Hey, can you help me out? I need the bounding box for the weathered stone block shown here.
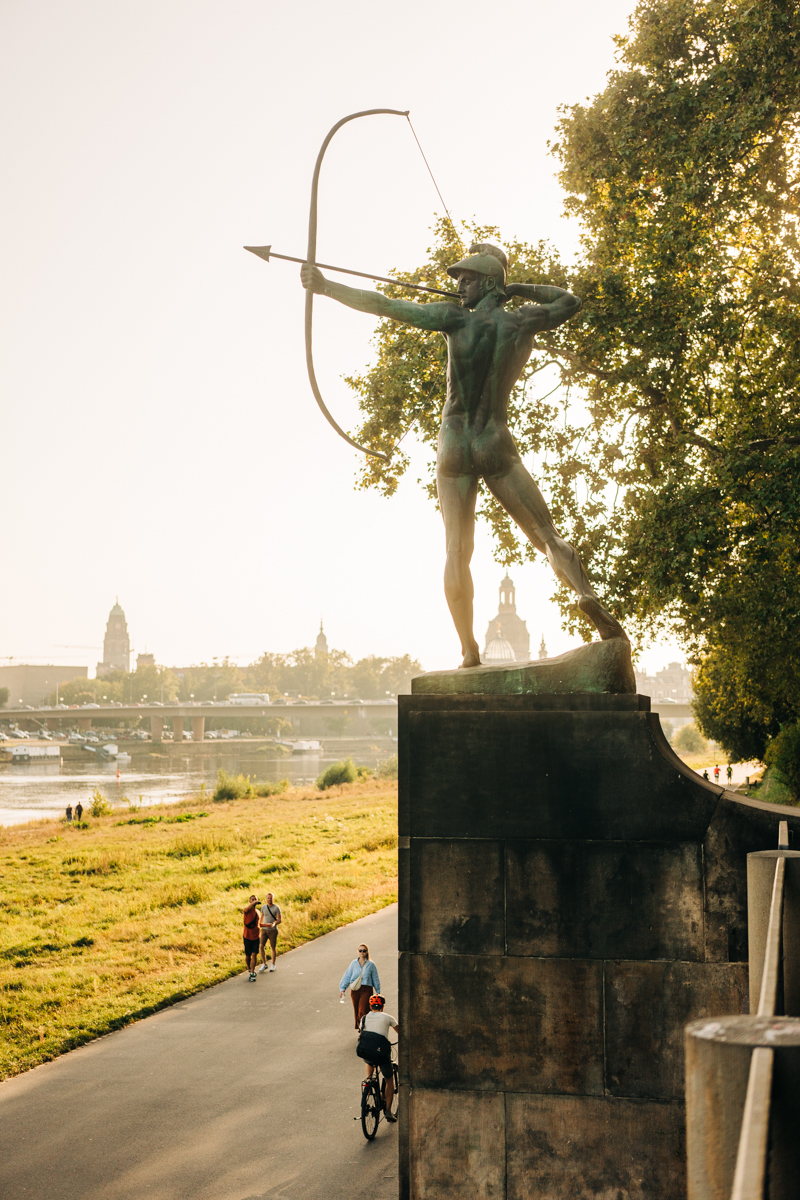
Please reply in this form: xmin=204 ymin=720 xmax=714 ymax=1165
xmin=506 ymin=1093 xmax=686 ymax=1200
xmin=605 ymin=961 xmax=749 ymax=1099
xmin=400 ymin=704 xmax=719 ymax=842
xmin=408 ymin=1088 xmax=505 ymax=1200
xmin=405 ymin=952 xmax=603 ymax=1094
xmin=505 ymin=839 xmax=703 ymax=960
xmin=403 ymin=839 xmax=504 ymax=955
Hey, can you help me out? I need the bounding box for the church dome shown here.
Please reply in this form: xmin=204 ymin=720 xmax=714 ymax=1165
xmin=110 ymin=603 xmax=124 ymax=617
xmin=484 ymin=635 xmax=515 ymax=664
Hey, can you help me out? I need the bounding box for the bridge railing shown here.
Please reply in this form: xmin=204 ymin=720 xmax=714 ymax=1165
xmin=686 ymin=819 xmax=800 ymax=1200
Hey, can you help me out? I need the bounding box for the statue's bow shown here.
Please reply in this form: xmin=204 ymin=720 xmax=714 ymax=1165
xmin=305 ymin=109 xmax=411 ymax=465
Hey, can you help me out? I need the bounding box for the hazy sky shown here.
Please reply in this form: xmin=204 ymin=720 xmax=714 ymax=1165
xmin=2 ymin=0 xmax=678 ymax=676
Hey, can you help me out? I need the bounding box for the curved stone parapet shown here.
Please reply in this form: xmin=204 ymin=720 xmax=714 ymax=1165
xmin=397 ymin=688 xmax=800 ymax=1200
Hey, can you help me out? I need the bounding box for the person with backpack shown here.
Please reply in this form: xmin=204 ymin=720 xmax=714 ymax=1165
xmin=257 ymin=892 xmax=281 ymax=973
xmin=339 ymin=942 xmax=380 ymax=1031
xmin=356 ymin=994 xmax=399 ymax=1122
xmin=242 ymin=895 xmax=260 ymax=982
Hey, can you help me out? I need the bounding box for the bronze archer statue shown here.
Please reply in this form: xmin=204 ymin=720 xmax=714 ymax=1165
xmin=301 ymin=243 xmax=626 ymax=667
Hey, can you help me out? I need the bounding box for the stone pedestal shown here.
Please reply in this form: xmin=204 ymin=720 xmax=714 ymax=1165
xmin=398 ymin=683 xmax=800 ymax=1200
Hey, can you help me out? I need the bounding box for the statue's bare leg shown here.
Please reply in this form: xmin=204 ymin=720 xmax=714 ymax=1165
xmin=484 ymin=461 xmax=627 ymax=642
xmin=437 ymin=471 xmax=482 ymax=667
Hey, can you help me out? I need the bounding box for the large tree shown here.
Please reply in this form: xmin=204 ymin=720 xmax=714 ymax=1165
xmin=347 ymin=0 xmax=800 ymax=759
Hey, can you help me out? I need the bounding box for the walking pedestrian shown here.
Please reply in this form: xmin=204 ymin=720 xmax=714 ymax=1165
xmin=340 ymin=942 xmax=380 ymax=1031
xmin=713 ymin=764 xmax=720 ymax=784
xmin=75 ymin=802 xmax=83 ymax=822
xmin=65 ymin=805 xmax=73 ymax=823
xmin=257 ymin=891 xmax=281 ymax=973
xmin=242 ymin=895 xmax=260 ymax=982
xmin=727 ymin=764 xmax=733 ymax=784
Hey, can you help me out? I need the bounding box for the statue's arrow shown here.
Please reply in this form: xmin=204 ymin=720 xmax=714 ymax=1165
xmin=244 ymin=245 xmax=458 ymax=298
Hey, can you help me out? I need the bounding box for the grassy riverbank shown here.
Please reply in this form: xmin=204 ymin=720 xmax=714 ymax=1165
xmin=0 ymin=780 xmax=398 ymax=1080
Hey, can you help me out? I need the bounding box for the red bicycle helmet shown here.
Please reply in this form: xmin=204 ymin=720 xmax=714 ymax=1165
xmin=368 ymin=994 xmax=385 ymax=1010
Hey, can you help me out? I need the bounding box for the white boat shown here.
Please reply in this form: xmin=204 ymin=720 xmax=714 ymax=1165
xmin=82 ymin=742 xmax=119 ymax=761
xmin=278 ymin=739 xmax=322 ymax=754
xmin=7 ymin=744 xmax=61 ymax=763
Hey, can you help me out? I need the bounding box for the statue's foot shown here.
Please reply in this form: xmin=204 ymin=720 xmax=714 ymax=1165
xmin=578 ymin=595 xmax=629 ymax=642
xmin=460 ymin=647 xmax=482 ymax=669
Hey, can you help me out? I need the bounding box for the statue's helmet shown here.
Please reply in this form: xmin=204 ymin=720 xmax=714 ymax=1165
xmin=446 ymin=243 xmax=508 ymax=297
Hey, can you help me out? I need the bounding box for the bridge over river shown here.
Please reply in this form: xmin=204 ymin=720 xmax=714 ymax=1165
xmin=0 ymin=699 xmax=399 ymax=742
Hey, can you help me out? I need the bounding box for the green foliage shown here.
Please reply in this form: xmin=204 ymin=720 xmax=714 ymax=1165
xmin=672 ymin=724 xmax=708 ymax=756
xmin=174 ymin=659 xmax=243 ymax=703
xmin=245 ymin=648 xmax=422 ymax=700
xmin=376 ymin=754 xmax=399 ymax=779
xmin=765 ymin=724 xmax=800 ymax=802
xmin=212 ymin=770 xmax=288 ymax=802
xmin=660 ymin=719 xmax=674 ymax=744
xmin=316 ymin=758 xmax=358 ymax=790
xmin=51 ymin=665 xmax=179 ymax=706
xmin=0 ymin=687 xmax=8 ymax=709
xmin=89 ymin=790 xmax=112 ymax=818
xmin=692 ymin=639 xmax=797 ymax=762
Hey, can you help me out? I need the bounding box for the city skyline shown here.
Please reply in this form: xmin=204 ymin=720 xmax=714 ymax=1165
xmin=0 ymin=576 xmax=687 ymax=681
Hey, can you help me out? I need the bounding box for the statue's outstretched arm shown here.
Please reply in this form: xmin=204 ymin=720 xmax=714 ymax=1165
xmin=301 ymin=264 xmax=462 ymax=333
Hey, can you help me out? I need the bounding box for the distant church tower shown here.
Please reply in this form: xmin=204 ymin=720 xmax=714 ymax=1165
xmin=483 ymin=575 xmax=531 ymax=662
xmin=539 ymin=636 xmax=548 ymax=661
xmin=97 ymin=600 xmax=131 ymax=676
xmin=315 ymin=620 xmax=328 ymax=659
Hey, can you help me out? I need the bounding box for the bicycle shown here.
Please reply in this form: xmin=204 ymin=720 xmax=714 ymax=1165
xmin=359 ymin=1042 xmax=399 ymax=1140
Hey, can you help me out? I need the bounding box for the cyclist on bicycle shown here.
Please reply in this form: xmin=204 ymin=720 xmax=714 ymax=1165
xmin=357 ymin=994 xmax=399 ymax=1121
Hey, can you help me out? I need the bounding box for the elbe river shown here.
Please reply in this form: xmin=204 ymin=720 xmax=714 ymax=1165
xmin=0 ymin=740 xmax=396 ymax=826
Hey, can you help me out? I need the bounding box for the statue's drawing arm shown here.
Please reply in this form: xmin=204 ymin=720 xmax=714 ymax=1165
xmin=301 ymin=264 xmax=463 ymax=333
xmin=505 ymin=283 xmax=581 ymax=333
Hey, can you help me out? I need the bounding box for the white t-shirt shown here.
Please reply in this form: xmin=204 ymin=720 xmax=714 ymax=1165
xmin=362 ymin=1012 xmax=398 ymax=1038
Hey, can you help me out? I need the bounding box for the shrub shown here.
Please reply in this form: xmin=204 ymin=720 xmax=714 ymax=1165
xmin=213 ymin=770 xmax=288 ymax=801
xmin=660 ymin=720 xmax=674 ymax=744
xmin=89 ymin=790 xmax=113 ymax=818
xmin=765 ymin=724 xmax=800 ymax=802
xmin=213 ymin=770 xmax=249 ymax=800
xmin=316 ymin=758 xmax=358 ymax=790
xmin=376 ymin=754 xmax=398 ymax=779
xmin=252 ymin=778 xmax=289 ymax=797
xmin=672 ymin=724 xmax=708 ymax=755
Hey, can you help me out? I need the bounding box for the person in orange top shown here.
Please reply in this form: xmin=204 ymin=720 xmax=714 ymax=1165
xmin=242 ymin=895 xmax=260 ymax=982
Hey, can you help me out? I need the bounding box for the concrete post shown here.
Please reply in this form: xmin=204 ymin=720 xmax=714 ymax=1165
xmin=685 ymin=1015 xmax=800 ymax=1200
xmin=747 ymin=851 xmax=800 ymax=1016
xmin=192 ymin=715 xmax=205 ymax=742
xmin=150 ymin=715 xmax=162 ymax=743
xmin=173 ymin=716 xmax=183 ymax=744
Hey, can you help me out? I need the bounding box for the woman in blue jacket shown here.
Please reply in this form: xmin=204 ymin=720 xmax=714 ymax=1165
xmin=339 ymin=942 xmax=381 ymax=1030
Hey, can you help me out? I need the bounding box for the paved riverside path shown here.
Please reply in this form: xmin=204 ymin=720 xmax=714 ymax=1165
xmin=0 ymin=905 xmax=398 ymax=1200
